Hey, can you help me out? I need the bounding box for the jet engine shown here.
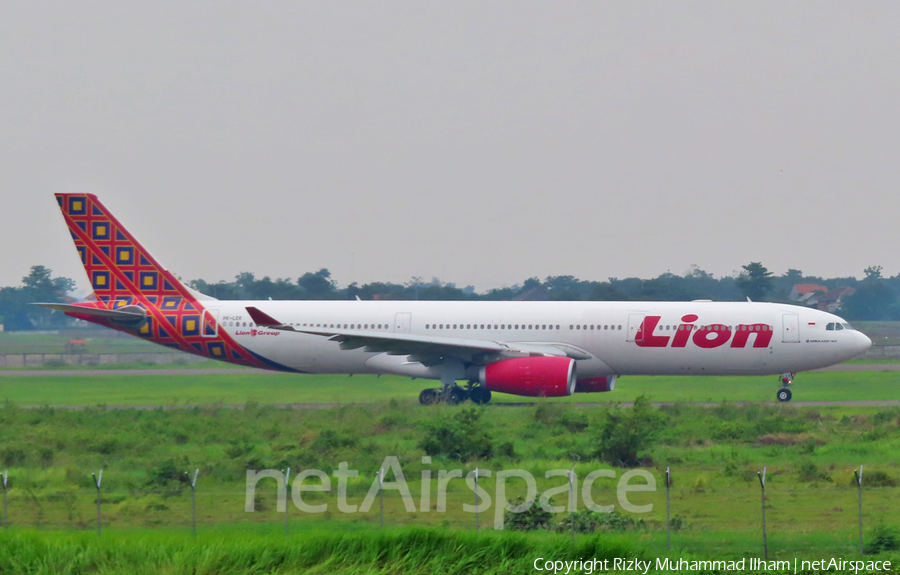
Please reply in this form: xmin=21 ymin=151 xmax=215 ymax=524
xmin=574 ymin=376 xmax=617 ymax=393
xmin=478 ymin=356 xmax=576 ymax=397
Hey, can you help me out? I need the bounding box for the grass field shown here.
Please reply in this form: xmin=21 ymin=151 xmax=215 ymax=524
xmin=0 ymin=370 xmax=897 ymax=406
xmin=1 ymin=339 xmax=899 ymax=568
xmin=0 ymin=527 xmax=652 ymax=574
xmin=0 ymin=393 xmax=898 ymax=561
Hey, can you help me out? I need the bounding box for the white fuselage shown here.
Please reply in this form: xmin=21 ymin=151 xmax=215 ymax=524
xmin=206 ymin=300 xmax=871 ymax=379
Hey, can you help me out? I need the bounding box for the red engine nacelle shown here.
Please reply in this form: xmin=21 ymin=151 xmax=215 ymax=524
xmin=479 ymin=356 xmax=576 ymax=397
xmin=574 ymin=376 xmax=617 ymax=393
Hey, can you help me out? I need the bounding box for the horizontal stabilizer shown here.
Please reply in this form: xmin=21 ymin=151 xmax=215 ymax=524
xmin=33 ymin=303 xmax=147 ymax=323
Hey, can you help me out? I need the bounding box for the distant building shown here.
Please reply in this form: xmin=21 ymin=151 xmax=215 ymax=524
xmin=789 ymin=284 xmax=828 ymax=306
xmin=817 ymin=287 xmax=856 ymax=313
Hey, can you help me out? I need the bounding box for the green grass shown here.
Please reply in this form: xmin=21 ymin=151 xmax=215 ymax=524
xmin=0 ymin=375 xmax=898 ymax=561
xmin=0 ymin=371 xmax=898 ymax=406
xmin=0 ymin=527 xmax=650 ymax=574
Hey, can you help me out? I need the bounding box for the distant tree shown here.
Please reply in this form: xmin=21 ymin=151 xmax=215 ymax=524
xmin=405 ymin=276 xmax=423 ymax=300
xmin=0 ymin=266 xmax=75 ymax=330
xmin=590 ymin=282 xmax=631 ymax=301
xmin=297 ymin=269 xmax=336 ymax=299
xmin=842 ymin=282 xmax=899 ymax=321
xmin=783 ymin=269 xmax=804 ymax=283
xmin=864 ymin=265 xmax=883 ymax=281
xmin=736 ymin=262 xmax=774 ymax=301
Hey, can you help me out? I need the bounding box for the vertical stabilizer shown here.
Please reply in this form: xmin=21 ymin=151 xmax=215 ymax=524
xmin=51 ymin=194 xmax=282 ymax=369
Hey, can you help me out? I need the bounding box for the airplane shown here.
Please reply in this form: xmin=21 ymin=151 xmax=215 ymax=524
xmin=38 ymin=194 xmax=871 ymax=404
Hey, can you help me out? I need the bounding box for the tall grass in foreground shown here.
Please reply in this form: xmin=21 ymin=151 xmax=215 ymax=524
xmin=0 ymin=528 xmax=642 ymax=575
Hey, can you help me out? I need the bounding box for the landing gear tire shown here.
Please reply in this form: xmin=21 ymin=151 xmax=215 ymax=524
xmin=470 ymin=386 xmax=492 ymax=405
xmin=447 ymin=387 xmax=468 ymax=405
xmin=419 ymin=388 xmax=439 ymax=405
xmin=777 ymin=388 xmax=792 ymax=402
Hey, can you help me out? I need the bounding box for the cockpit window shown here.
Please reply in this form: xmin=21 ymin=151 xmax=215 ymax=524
xmin=842 ymin=323 xmax=854 ymax=331
xmin=835 ymin=323 xmax=844 ymax=331
xmin=826 ymin=323 xmax=835 ymax=331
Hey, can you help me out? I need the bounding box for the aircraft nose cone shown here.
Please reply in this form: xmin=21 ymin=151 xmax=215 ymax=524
xmin=856 ymin=332 xmax=873 ymax=354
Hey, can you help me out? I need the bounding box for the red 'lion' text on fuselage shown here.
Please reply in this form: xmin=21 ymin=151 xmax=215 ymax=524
xmin=635 ymin=315 xmax=773 ymax=349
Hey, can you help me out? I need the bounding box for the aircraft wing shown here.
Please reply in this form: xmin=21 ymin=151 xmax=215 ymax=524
xmin=245 ymin=306 xmax=590 ymax=364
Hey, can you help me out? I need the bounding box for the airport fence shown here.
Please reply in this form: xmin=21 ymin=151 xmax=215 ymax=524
xmin=0 ymin=464 xmax=893 ymax=558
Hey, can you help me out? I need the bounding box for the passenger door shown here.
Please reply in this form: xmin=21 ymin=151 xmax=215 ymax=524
xmin=782 ymin=314 xmax=800 ymax=343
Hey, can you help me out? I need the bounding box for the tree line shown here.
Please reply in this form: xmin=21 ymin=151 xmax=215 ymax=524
xmin=2 ymin=263 xmax=899 ymax=331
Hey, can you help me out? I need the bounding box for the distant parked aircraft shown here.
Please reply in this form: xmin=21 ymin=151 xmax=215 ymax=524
xmin=39 ymin=194 xmax=870 ymax=403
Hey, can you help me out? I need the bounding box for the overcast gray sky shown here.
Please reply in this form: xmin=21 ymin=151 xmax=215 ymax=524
xmin=3 ymin=2 xmax=899 ymax=294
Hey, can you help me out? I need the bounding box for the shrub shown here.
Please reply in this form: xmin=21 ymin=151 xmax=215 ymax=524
xmin=146 ymin=458 xmax=190 ymax=489
xmin=534 ymin=403 xmax=564 ymax=425
xmin=224 ymin=441 xmax=254 ymax=459
xmin=418 ymin=407 xmax=492 ymax=461
xmin=557 ymin=410 xmax=589 ymax=433
xmin=504 ymin=498 xmax=552 ymax=531
xmin=858 ymin=470 xmax=897 ymax=488
xmin=497 ymin=441 xmax=517 ymax=460
xmin=38 ymin=448 xmax=54 ymax=467
xmin=865 ymin=523 xmax=900 ymax=555
xmin=669 ymin=514 xmax=688 ymax=531
xmin=591 ymin=396 xmax=665 ymax=466
xmin=797 ymin=460 xmax=831 ymax=483
xmin=311 ymin=429 xmax=358 ymax=452
xmin=554 ymin=509 xmax=646 ymax=533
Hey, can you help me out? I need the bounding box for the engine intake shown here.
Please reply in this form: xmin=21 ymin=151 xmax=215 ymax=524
xmin=479 ymin=356 xmax=576 ymax=397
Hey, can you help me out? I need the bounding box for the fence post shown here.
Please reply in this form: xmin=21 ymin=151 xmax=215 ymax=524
xmin=186 ymin=469 xmax=199 ymax=535
xmin=666 ymin=467 xmax=671 ymax=551
xmin=474 ymin=467 xmax=479 ymax=531
xmin=569 ymin=467 xmax=575 ymax=544
xmin=379 ymin=467 xmax=384 ymax=528
xmin=855 ymin=465 xmax=864 ymax=556
xmin=92 ymin=469 xmax=103 ymax=536
xmin=758 ymin=467 xmax=767 ymax=560
xmin=2 ymin=469 xmax=7 ymax=535
xmin=282 ymin=468 xmax=290 ymax=535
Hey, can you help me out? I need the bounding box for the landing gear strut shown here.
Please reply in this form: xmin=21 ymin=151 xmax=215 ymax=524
xmin=417 ymin=382 xmax=492 ymax=405
xmin=776 ymin=373 xmax=794 ymax=402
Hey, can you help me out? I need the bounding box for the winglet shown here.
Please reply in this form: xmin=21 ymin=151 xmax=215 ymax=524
xmin=246 ymin=306 xmax=291 ymax=329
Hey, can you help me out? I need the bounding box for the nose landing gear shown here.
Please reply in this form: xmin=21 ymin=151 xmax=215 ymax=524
xmin=776 ymin=373 xmax=794 ymax=402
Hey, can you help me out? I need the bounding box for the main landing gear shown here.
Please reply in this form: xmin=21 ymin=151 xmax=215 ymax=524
xmin=418 ymin=382 xmax=492 ymax=405
xmin=776 ymin=373 xmax=794 ymax=402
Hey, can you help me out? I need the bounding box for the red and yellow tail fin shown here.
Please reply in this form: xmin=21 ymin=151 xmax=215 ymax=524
xmin=52 ymin=195 xmax=230 ymax=362
xmin=54 ymin=194 xmax=293 ymax=371
xmin=56 ymin=193 xmax=193 ymax=306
